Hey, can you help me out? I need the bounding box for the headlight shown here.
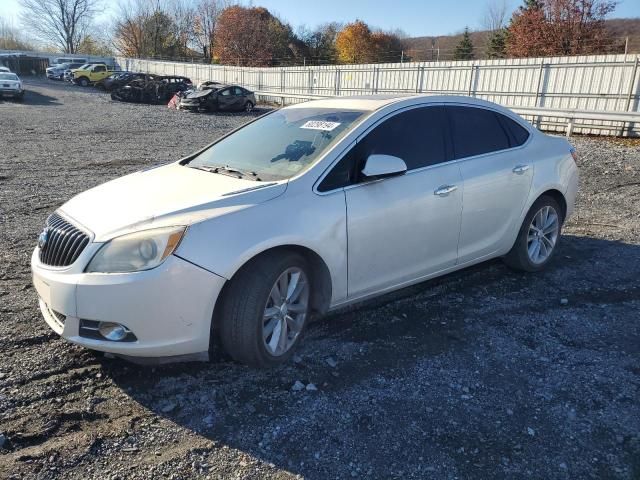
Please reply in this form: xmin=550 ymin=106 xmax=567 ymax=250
xmin=86 ymin=226 xmax=186 ymax=273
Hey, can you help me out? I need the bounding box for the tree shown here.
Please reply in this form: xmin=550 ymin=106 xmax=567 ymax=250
xmin=298 ymin=22 xmax=341 ymax=64
xmin=0 ymin=16 xmax=34 ymax=50
xmin=193 ymin=0 xmax=225 ymax=62
xmin=18 ymin=0 xmax=101 ymax=53
xmin=113 ymin=0 xmax=187 ymax=58
xmin=371 ymin=31 xmax=405 ymax=63
xmin=506 ymin=0 xmax=617 ymax=57
xmin=454 ymin=27 xmax=474 ymax=60
xmin=486 ymin=29 xmax=507 ymax=58
xmin=213 ymin=6 xmax=297 ymax=66
xmin=335 ymin=20 xmax=374 ymax=64
xmin=76 ymin=34 xmax=113 ymax=55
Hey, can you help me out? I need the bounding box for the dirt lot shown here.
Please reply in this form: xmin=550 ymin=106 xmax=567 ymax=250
xmin=0 ymin=79 xmax=639 ymax=479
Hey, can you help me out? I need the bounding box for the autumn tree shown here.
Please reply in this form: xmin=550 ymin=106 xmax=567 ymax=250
xmin=335 ymin=20 xmax=405 ymax=64
xmin=507 ymin=0 xmax=617 ymax=57
xmin=454 ymin=27 xmax=475 ymax=60
xmin=213 ymin=6 xmax=298 ymax=66
xmin=18 ymin=0 xmax=102 ymax=53
xmin=335 ymin=20 xmax=373 ymax=63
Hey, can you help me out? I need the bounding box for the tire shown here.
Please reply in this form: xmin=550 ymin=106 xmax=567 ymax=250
xmin=78 ymin=77 xmax=89 ymax=87
xmin=245 ymin=101 xmax=254 ymax=112
xmin=503 ymin=195 xmax=563 ymax=272
xmin=219 ymin=251 xmax=312 ymax=367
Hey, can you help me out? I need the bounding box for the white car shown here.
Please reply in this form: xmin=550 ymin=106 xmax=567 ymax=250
xmin=0 ymin=72 xmax=24 ymax=100
xmin=32 ymin=95 xmax=579 ymax=366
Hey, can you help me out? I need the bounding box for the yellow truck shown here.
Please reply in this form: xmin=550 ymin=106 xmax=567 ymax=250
xmin=71 ymin=64 xmax=117 ymax=87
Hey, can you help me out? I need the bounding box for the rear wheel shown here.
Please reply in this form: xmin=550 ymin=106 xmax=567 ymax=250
xmin=219 ymin=252 xmax=311 ymax=366
xmin=245 ymin=101 xmax=254 ymax=112
xmin=503 ymin=195 xmax=563 ymax=272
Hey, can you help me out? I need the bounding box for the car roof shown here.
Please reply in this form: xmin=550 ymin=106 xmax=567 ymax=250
xmin=284 ymin=94 xmax=514 ymax=113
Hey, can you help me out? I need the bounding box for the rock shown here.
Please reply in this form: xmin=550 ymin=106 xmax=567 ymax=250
xmin=306 ymin=383 xmax=318 ymax=391
xmin=560 ymin=298 xmax=569 ymax=305
xmin=326 ymin=357 xmax=337 ymax=368
xmin=527 ymin=427 xmax=535 ymax=436
xmin=291 ymin=381 xmax=305 ymax=391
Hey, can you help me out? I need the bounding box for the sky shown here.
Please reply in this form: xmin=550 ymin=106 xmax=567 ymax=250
xmin=2 ymin=0 xmax=640 ymax=37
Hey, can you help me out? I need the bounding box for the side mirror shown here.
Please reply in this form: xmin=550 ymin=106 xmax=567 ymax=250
xmin=361 ymin=154 xmax=407 ymax=180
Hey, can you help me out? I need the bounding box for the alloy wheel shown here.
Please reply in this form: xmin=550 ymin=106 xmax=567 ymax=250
xmin=262 ymin=267 xmax=309 ymax=356
xmin=527 ymin=205 xmax=559 ymax=264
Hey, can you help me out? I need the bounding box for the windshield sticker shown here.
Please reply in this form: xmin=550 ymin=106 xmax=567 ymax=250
xmin=301 ymin=120 xmax=341 ymax=131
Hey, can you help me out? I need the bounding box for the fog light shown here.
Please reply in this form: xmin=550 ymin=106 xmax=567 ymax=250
xmin=98 ymin=322 xmax=128 ymax=341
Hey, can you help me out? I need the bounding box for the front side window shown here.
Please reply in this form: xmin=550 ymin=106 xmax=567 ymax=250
xmin=187 ymin=108 xmax=367 ymax=181
xmin=447 ymin=106 xmax=511 ymax=159
xmin=318 ymin=106 xmax=448 ymax=192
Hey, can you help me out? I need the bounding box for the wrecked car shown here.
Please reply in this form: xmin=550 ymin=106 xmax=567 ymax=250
xmin=111 ymin=75 xmax=192 ymax=104
xmin=178 ymin=85 xmax=256 ymax=113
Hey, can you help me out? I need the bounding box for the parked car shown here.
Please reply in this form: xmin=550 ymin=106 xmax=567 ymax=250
xmin=72 ymin=63 xmax=117 ymax=86
xmin=111 ymin=75 xmax=192 ymax=104
xmin=96 ymin=72 xmax=144 ymax=91
xmin=31 ymin=95 xmax=579 ymax=367
xmin=0 ymin=66 xmax=11 ymax=73
xmin=46 ymin=62 xmax=85 ymax=80
xmin=0 ymin=72 xmax=25 ymax=100
xmin=179 ymin=84 xmax=256 ymax=113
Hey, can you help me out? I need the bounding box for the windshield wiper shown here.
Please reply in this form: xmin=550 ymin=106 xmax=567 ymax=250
xmin=189 ymin=164 xmax=262 ymax=181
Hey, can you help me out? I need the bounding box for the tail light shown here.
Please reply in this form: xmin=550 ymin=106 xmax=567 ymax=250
xmin=569 ymin=147 xmax=578 ymax=163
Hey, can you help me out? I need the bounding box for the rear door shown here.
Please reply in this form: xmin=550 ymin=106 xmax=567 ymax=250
xmin=217 ymin=88 xmax=235 ymax=110
xmin=333 ymin=106 xmax=463 ymax=298
xmin=446 ymin=105 xmax=533 ymax=263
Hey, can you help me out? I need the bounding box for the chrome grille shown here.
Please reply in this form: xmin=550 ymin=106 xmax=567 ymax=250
xmin=39 ymin=213 xmax=90 ymax=267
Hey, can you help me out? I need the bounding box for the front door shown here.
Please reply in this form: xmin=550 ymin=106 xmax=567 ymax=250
xmin=339 ymin=106 xmax=464 ymax=298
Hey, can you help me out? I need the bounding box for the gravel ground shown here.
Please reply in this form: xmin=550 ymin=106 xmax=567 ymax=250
xmin=1 ymin=79 xmax=639 ymax=480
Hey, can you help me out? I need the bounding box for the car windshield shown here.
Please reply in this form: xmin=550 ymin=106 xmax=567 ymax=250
xmin=0 ymin=73 xmax=18 ymax=81
xmin=187 ymin=108 xmax=367 ymax=181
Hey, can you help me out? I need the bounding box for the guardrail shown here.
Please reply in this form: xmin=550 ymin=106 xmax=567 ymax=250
xmin=254 ymin=90 xmax=640 ymax=137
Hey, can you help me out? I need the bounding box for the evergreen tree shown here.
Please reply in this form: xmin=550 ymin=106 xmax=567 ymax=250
xmin=454 ymin=27 xmax=474 ymax=60
xmin=486 ymin=28 xmax=507 ymax=59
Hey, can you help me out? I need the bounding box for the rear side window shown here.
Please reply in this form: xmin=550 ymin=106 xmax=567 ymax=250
xmin=447 ymin=106 xmax=511 ymax=159
xmin=497 ymin=113 xmax=530 ymax=147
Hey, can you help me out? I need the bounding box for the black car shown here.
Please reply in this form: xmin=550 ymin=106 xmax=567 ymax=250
xmin=110 ymin=75 xmax=192 ymax=104
xmin=96 ymin=72 xmax=149 ymax=91
xmin=179 ymin=85 xmax=256 ymax=112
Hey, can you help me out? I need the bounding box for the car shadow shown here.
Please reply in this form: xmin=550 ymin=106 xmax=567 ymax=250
xmin=0 ymin=90 xmax=61 ymax=106
xmin=102 ymin=234 xmax=640 ymax=478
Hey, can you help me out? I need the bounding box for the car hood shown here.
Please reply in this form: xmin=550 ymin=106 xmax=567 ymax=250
xmin=59 ymin=162 xmax=286 ymax=242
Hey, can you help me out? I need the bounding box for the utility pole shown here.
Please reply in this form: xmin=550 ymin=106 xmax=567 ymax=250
xmin=401 ymin=50 xmax=404 ymax=63
xmin=624 ymin=37 xmax=629 ymax=55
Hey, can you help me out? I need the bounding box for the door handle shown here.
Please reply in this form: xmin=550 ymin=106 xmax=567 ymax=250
xmin=513 ymin=164 xmax=531 ymax=174
xmin=434 ymin=185 xmax=458 ymax=196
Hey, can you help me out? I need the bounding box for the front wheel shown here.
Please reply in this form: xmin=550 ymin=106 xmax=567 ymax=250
xmin=503 ymin=195 xmax=563 ymax=272
xmin=78 ymin=77 xmax=89 ymax=87
xmin=219 ymin=252 xmax=311 ymax=366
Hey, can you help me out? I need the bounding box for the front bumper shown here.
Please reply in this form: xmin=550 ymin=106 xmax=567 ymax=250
xmin=0 ymin=88 xmax=23 ymax=97
xmin=31 ymin=247 xmax=226 ymax=359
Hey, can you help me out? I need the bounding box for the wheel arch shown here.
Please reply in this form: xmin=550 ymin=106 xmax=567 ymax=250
xmin=209 ymin=244 xmax=333 ymax=351
xmin=539 ymin=188 xmax=567 ymax=222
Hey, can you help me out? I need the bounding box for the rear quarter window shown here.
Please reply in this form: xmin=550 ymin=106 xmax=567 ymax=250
xmin=447 ymin=106 xmax=511 ymax=159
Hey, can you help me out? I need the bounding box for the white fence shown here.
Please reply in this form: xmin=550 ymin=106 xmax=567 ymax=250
xmin=121 ymin=54 xmax=639 ymax=136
